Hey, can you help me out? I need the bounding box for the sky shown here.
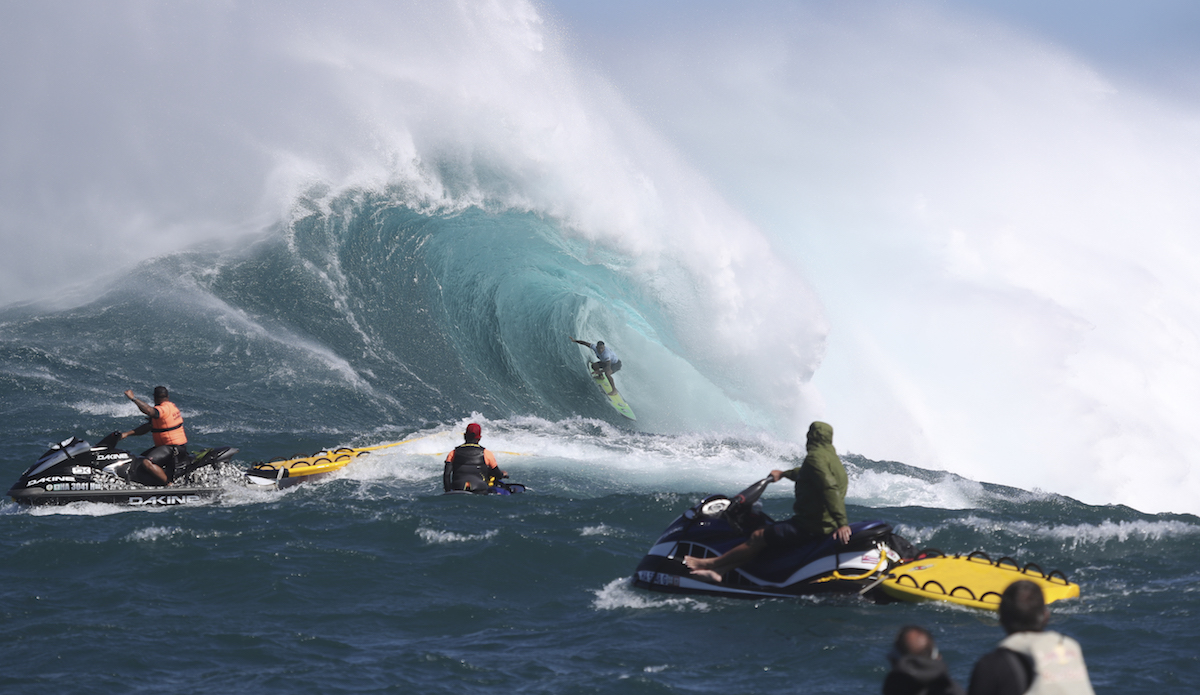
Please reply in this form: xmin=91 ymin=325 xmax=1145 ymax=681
xmin=961 ymin=0 xmax=1200 ymax=101
xmin=545 ymin=0 xmax=1200 ymax=106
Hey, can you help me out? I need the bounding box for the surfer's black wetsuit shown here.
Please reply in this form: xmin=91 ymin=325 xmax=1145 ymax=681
xmin=443 ymin=443 xmax=491 ymax=493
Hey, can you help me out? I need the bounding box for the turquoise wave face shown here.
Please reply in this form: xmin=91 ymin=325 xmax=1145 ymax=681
xmin=200 ymin=192 xmax=692 ymax=430
xmin=0 ymin=190 xmax=768 ymax=469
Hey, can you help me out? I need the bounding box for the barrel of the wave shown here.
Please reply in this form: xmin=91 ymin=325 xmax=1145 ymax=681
xmin=879 ymin=550 xmax=1081 ymax=610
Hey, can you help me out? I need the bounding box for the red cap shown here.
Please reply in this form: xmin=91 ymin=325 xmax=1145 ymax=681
xmin=465 ymin=423 xmax=482 ymax=437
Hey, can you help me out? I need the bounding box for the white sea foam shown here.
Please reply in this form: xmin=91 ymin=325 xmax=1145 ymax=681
xmin=336 ymin=418 xmax=1018 ymax=507
xmin=336 ymin=416 xmax=800 ymax=495
xmin=580 ymin=524 xmax=616 ymax=537
xmin=125 ymin=526 xmax=181 ymax=542
xmin=0 ymin=365 xmax=60 ymax=383
xmin=897 ymin=515 xmax=1200 ymax=549
xmin=417 ymin=528 xmax=499 ymax=544
xmin=26 ymin=502 xmax=134 ymax=518
xmin=848 ymin=468 xmax=985 ymax=510
xmin=1010 ymin=518 xmax=1200 ymax=549
xmin=591 ymin=577 xmax=711 ymax=613
xmin=215 ymin=483 xmax=298 ymax=507
xmin=341 ymin=453 xmax=440 ymax=484
xmin=71 ymin=400 xmax=141 ymax=418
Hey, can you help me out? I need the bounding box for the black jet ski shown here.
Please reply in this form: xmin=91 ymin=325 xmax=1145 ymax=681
xmin=443 ymin=480 xmax=527 ymax=496
xmin=633 ymin=477 xmax=916 ymax=600
xmin=8 ymin=431 xmax=238 ymax=507
xmin=442 ymin=457 xmax=527 ymax=495
xmin=443 ymin=473 xmax=528 ymax=496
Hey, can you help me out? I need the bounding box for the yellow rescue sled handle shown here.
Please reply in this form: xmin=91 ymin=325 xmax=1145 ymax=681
xmin=812 ymin=543 xmax=890 ymax=583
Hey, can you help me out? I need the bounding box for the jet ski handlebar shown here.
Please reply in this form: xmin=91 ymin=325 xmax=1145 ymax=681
xmin=97 ymin=430 xmax=124 ymax=449
xmin=730 ymin=476 xmax=774 ymax=508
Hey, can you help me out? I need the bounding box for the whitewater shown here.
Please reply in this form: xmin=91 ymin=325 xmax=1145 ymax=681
xmin=2 ymin=2 xmax=1200 ymax=693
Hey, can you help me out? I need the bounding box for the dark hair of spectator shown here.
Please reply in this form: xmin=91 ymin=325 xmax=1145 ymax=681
xmin=999 ymin=580 xmax=1048 ymax=633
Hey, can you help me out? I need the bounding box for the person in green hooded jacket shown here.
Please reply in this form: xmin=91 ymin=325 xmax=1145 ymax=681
xmin=685 ymin=421 xmax=852 ymax=582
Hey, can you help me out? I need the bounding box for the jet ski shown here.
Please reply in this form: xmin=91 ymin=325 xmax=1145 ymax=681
xmin=443 ymin=479 xmax=527 ymax=496
xmin=8 ymin=431 xmax=238 ymax=507
xmin=442 ymin=455 xmax=527 ymax=495
xmin=443 ymin=468 xmax=527 ymax=495
xmin=633 ymin=477 xmax=916 ymax=600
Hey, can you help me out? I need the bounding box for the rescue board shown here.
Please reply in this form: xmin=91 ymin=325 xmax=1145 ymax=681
xmin=880 ymin=550 xmax=1080 ymax=611
xmin=245 ymin=448 xmax=368 ymax=489
xmin=592 ymin=370 xmax=636 ymax=420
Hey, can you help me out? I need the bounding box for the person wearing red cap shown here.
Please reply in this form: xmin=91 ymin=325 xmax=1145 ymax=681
xmin=443 ymin=423 xmax=507 ymax=493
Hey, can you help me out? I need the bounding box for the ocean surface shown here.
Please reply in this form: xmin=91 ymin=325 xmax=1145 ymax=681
xmin=2 ymin=199 xmax=1199 ymax=694
xmin=4 ymin=1 xmax=1200 ymax=693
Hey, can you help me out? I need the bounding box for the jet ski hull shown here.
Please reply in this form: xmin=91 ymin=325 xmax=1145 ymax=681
xmin=443 ymin=481 xmax=527 ymax=496
xmin=9 ymin=484 xmax=222 ymax=507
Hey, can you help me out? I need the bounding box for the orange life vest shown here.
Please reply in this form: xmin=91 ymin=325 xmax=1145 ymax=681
xmin=151 ymin=400 xmax=187 ymax=446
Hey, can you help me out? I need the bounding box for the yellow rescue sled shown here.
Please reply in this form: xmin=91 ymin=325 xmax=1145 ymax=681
xmin=245 ymin=448 xmax=369 ymax=489
xmin=880 ymin=550 xmax=1080 ymax=611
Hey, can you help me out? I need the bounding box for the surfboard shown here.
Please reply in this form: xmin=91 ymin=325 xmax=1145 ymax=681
xmin=880 ymin=551 xmax=1080 ymax=611
xmin=591 ymin=369 xmax=636 ymax=420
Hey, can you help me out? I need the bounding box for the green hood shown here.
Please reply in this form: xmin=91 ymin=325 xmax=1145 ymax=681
xmin=806 ymin=421 xmax=834 ymax=450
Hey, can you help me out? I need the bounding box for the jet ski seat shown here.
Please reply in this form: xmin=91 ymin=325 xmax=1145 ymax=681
xmin=742 ymin=521 xmax=897 ymax=584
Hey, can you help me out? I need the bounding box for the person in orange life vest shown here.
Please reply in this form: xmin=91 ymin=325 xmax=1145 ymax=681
xmin=117 ymin=386 xmax=188 ymax=487
xmin=443 ymin=423 xmax=507 ymax=493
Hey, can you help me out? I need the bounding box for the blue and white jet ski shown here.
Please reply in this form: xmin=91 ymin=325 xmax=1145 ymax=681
xmin=633 ymin=477 xmax=916 ymax=600
xmin=8 ymin=431 xmax=238 ymax=507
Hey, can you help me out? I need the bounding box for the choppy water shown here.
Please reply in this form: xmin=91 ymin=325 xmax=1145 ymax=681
xmin=3 ymin=387 xmax=1198 ymax=693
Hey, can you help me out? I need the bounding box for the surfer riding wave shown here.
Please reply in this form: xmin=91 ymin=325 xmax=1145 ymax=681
xmin=570 ymin=336 xmax=622 ymax=396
